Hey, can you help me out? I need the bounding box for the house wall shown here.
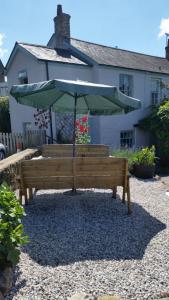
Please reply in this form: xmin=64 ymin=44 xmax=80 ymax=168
xmin=8 ymin=49 xmax=46 ymax=133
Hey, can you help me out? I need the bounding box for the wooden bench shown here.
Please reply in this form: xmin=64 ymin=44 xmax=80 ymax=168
xmin=41 ymin=144 xmax=109 ymax=157
xmin=19 ymin=157 xmax=131 ymax=214
xmin=0 ymin=148 xmax=39 ymax=189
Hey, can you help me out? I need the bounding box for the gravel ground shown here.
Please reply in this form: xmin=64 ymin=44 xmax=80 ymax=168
xmin=6 ymin=177 xmax=169 ymax=300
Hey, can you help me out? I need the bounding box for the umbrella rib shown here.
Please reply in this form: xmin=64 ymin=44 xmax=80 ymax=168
xmin=84 ymin=96 xmax=90 ymax=111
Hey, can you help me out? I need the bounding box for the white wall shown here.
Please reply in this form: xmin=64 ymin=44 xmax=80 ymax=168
xmin=7 ymin=49 xmax=47 ymax=133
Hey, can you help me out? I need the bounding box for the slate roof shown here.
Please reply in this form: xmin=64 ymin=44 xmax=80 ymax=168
xmin=18 ymin=42 xmax=87 ymax=65
xmin=18 ymin=38 xmax=169 ymax=75
xmin=71 ymin=38 xmax=169 ymax=75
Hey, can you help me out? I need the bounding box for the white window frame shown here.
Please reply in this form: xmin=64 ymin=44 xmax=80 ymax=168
xmin=18 ymin=70 xmax=28 ymax=84
xmin=120 ymin=130 xmax=134 ymax=149
xmin=151 ymin=78 xmax=161 ymax=106
xmin=23 ymin=122 xmax=32 ymax=133
xmin=119 ymin=74 xmax=133 ymax=97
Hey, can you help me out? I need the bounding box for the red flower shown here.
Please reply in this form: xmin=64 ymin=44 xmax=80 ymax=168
xmin=82 ymin=116 xmax=88 ymax=123
xmin=75 ymin=120 xmax=80 ymax=126
xmin=79 ymin=125 xmax=85 ymax=133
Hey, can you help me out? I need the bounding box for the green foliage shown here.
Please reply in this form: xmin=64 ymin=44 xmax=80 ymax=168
xmin=112 ymin=146 xmax=156 ymax=169
xmin=0 ymin=184 xmax=28 ymax=271
xmin=0 ymin=96 xmax=11 ymax=132
xmin=132 ymin=146 xmax=156 ymax=166
xmin=139 ymin=100 xmax=169 ymax=165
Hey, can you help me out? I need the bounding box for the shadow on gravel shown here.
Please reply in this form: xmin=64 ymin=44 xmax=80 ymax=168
xmin=22 ymin=191 xmax=166 ymax=266
xmin=6 ymin=267 xmax=26 ymax=300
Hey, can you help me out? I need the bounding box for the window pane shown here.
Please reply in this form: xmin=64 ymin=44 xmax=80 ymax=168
xmin=151 ymin=78 xmax=161 ymax=105
xmin=120 ymin=130 xmax=134 ymax=149
xmin=18 ymin=70 xmax=28 ymax=84
xmin=119 ymin=74 xmax=133 ymax=96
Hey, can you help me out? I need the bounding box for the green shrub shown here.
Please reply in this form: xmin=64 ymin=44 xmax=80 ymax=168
xmin=0 ymin=184 xmax=28 ymax=271
xmin=132 ymin=146 xmax=156 ymax=166
xmin=0 ymin=96 xmax=11 ymax=133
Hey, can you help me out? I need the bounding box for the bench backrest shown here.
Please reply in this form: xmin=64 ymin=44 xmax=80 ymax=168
xmin=42 ymin=144 xmax=109 ymax=157
xmin=20 ymin=157 xmax=128 ymax=190
xmin=20 ymin=158 xmax=73 ymax=190
xmin=75 ymin=157 xmax=127 ymax=189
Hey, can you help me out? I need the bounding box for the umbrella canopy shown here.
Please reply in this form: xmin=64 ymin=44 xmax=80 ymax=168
xmin=10 ymin=79 xmax=141 ymax=156
xmin=11 ymin=79 xmax=141 ymax=115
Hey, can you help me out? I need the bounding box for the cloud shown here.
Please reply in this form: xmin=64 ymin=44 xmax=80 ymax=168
xmin=0 ymin=33 xmax=8 ymax=59
xmin=159 ymin=18 xmax=169 ymax=38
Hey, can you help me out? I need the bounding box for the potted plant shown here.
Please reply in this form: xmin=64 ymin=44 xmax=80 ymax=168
xmin=131 ymin=146 xmax=156 ymax=179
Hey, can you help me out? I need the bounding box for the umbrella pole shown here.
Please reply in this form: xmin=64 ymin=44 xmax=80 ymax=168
xmin=72 ymin=94 xmax=77 ymax=194
xmin=73 ymin=94 xmax=77 ymax=157
xmin=49 ymin=105 xmax=53 ymax=144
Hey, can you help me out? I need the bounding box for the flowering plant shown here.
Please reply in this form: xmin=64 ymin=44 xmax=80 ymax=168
xmin=75 ymin=115 xmax=91 ymax=144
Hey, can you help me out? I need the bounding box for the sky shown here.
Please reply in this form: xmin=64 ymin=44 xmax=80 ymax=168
xmin=1 ymin=0 xmax=169 ymax=66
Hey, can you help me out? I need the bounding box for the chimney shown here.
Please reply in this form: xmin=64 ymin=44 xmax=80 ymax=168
xmin=54 ymin=4 xmax=71 ymax=49
xmin=165 ymin=38 xmax=169 ymax=60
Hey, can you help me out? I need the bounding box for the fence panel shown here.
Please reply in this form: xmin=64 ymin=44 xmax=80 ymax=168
xmin=0 ymin=130 xmax=46 ymax=156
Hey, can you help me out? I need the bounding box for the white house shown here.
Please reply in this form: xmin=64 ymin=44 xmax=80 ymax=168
xmin=6 ymin=5 xmax=169 ymax=149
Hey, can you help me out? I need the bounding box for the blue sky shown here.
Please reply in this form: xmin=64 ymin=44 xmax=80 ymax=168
xmin=1 ymin=0 xmax=169 ymax=65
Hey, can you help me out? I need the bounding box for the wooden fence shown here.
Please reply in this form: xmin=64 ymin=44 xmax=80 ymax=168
xmin=0 ymin=130 xmax=46 ymax=156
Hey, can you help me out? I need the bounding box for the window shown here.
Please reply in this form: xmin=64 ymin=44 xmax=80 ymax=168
xmin=18 ymin=70 xmax=28 ymax=84
xmin=120 ymin=130 xmax=134 ymax=148
xmin=119 ymin=74 xmax=133 ymax=96
xmin=23 ymin=122 xmax=32 ymax=133
xmin=151 ymin=78 xmax=161 ymax=106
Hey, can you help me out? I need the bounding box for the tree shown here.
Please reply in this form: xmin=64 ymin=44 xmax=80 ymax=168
xmin=0 ymin=96 xmax=11 ymax=133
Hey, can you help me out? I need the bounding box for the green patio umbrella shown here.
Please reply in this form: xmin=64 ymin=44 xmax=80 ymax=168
xmin=10 ymin=79 xmax=141 ymax=156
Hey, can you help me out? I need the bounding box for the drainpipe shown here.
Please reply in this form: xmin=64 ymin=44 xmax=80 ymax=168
xmin=45 ymin=61 xmax=53 ymax=144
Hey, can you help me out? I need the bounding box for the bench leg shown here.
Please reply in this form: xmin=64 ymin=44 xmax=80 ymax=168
xmin=24 ymin=189 xmax=28 ymax=205
xmin=127 ymin=182 xmax=132 ymax=214
xmin=19 ymin=189 xmax=23 ymax=205
xmin=122 ymin=187 xmax=125 ymax=204
xmin=112 ymin=187 xmax=117 ymax=198
xmin=29 ymin=188 xmax=33 ymax=201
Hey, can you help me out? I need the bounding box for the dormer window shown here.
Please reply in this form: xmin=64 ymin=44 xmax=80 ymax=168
xmin=18 ymin=70 xmax=28 ymax=84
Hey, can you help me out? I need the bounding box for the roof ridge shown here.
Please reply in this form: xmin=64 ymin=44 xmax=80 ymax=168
xmin=70 ymin=37 xmax=166 ymax=60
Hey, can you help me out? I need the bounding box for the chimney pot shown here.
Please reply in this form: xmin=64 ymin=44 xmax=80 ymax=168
xmin=165 ymin=39 xmax=169 ymax=60
xmin=57 ymin=4 xmax=62 ymax=16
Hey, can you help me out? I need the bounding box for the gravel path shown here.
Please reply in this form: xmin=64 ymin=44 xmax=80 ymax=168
xmin=6 ymin=177 xmax=169 ymax=300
